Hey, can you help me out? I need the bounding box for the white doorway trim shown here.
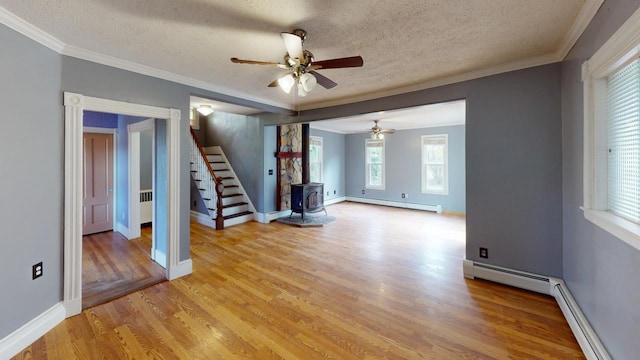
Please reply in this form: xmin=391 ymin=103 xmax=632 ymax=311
xmin=63 ymin=92 xmax=189 ymax=318
xmin=128 ymin=118 xmax=161 ymax=266
xmin=128 ymin=118 xmax=154 ymax=240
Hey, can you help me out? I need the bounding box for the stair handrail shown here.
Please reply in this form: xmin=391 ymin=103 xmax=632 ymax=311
xmin=190 ymin=127 xmax=224 ymax=230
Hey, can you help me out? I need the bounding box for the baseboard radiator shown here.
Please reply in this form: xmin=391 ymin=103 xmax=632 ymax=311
xmin=463 ymin=259 xmax=611 ymax=360
xmin=140 ymin=189 xmax=153 ymax=224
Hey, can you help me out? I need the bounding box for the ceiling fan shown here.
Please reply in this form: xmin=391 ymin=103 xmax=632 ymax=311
xmin=230 ymin=29 xmax=363 ymax=97
xmin=369 ymin=120 xmax=395 ymax=139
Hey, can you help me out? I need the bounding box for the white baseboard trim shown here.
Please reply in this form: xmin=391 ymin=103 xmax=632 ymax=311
xmin=325 ymin=196 xmax=346 ymax=206
xmin=345 ymin=196 xmax=442 ymax=213
xmin=462 ymin=258 xmax=551 ymax=295
xmin=463 ymin=259 xmax=611 ymax=360
xmin=550 ymin=278 xmax=611 ymax=360
xmin=168 ymin=259 xmax=193 ymax=281
xmin=256 ymin=197 xmax=348 ymax=223
xmin=115 ymin=222 xmax=130 ymax=239
xmin=257 ymin=210 xmax=290 ymax=223
xmin=190 ymin=210 xmax=216 ymax=228
xmin=0 ymin=302 xmax=65 ymax=360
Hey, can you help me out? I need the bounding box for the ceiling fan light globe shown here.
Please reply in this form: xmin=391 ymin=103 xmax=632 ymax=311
xmin=297 ymin=85 xmax=308 ymax=97
xmin=300 ymin=73 xmax=317 ymax=92
xmin=278 ymin=74 xmax=295 ymax=94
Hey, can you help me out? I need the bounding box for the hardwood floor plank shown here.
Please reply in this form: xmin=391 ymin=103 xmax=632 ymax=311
xmin=14 ymin=203 xmax=584 ymax=359
xmin=82 ymin=227 xmax=166 ymax=309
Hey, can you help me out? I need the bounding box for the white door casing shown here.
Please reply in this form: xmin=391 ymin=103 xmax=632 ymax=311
xmin=63 ymin=92 xmax=190 ymax=317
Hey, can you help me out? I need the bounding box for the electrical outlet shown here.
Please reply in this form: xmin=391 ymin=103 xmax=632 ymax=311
xmin=479 ymin=247 xmax=488 ymax=259
xmin=193 ymin=200 xmax=197 ymax=207
xmin=401 ymin=193 xmax=406 ymax=199
xmin=32 ymin=262 xmax=43 ymax=279
xmin=327 ymin=191 xmax=330 ymax=196
xmin=333 ymin=190 xmax=336 ymax=194
xmin=362 ymin=189 xmax=365 ymax=195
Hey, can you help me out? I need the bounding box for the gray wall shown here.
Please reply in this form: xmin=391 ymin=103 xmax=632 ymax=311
xmin=203 ymin=111 xmax=264 ymax=212
xmin=0 ymin=17 xmax=283 ymax=340
xmin=140 ymin=130 xmax=153 ymax=190
xmin=310 ymin=129 xmax=346 ymax=204
xmin=262 ymin=63 xmax=563 ymax=277
xmin=263 ymin=126 xmax=278 ymax=213
xmin=61 ymin=57 xmax=192 ymax=261
xmin=0 ymin=25 xmax=63 ymax=339
xmin=344 ymin=125 xmax=465 ymax=213
xmin=561 ymin=1 xmax=640 ymax=358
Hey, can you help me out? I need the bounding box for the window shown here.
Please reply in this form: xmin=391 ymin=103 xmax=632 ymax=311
xmin=583 ymin=9 xmax=640 ymax=251
xmin=422 ymin=135 xmax=448 ymax=195
xmin=365 ymin=139 xmax=384 ymax=189
xmin=309 ymin=136 xmax=323 ymax=183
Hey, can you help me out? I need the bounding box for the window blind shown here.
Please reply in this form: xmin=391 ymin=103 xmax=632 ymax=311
xmin=606 ymin=58 xmax=640 ymax=223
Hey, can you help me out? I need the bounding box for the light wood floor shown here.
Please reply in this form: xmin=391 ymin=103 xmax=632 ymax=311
xmin=15 ymin=202 xmax=583 ymax=359
xmin=82 ymin=226 xmax=166 ymax=309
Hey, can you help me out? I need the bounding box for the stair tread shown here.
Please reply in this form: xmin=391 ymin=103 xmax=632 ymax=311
xmin=223 ymin=202 xmax=248 ymax=208
xmin=222 ymin=193 xmax=242 ymax=198
xmin=223 ymin=211 xmax=253 ymax=220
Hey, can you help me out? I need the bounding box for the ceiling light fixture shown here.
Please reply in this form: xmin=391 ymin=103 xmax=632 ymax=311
xmin=196 ymin=105 xmax=214 ymax=116
xmin=371 ymin=132 xmax=384 ymax=140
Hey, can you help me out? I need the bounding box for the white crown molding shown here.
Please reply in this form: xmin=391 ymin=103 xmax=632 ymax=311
xmin=555 ymin=0 xmax=605 ymax=61
xmin=0 ymin=5 xmax=64 ymax=52
xmin=1 ymin=2 xmax=603 ymax=112
xmin=300 ymin=53 xmax=559 ymax=110
xmin=61 ymin=44 xmax=290 ymax=110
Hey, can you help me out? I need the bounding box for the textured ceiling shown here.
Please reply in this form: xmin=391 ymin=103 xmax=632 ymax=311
xmin=0 ymin=0 xmax=598 ymax=112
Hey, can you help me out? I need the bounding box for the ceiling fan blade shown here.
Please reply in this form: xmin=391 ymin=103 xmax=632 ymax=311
xmin=381 ymin=129 xmax=396 ymax=134
xmin=230 ymin=57 xmax=288 ymax=69
xmin=312 ymin=56 xmax=363 ymax=69
xmin=281 ymin=32 xmax=304 ymax=60
xmin=310 ymin=71 xmax=337 ymax=89
xmin=267 ymin=79 xmax=279 ymax=87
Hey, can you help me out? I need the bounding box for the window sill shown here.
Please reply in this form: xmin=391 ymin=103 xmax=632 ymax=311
xmin=582 ymin=207 xmax=640 ymax=252
xmin=422 ymin=190 xmax=449 ymax=196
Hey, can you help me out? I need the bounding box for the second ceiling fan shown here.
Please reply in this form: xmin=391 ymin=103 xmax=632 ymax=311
xmin=230 ymin=29 xmax=363 ymax=97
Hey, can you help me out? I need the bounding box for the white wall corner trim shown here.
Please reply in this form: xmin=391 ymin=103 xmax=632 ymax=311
xmin=463 ymin=259 xmax=612 ymax=360
xmin=345 ymin=196 xmax=442 ymax=213
xmin=0 ymin=303 xmax=65 ymax=360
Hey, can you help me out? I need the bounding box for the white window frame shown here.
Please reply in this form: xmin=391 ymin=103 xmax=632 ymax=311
xmin=582 ymin=7 xmax=640 ymax=251
xmin=421 ymin=134 xmax=449 ymax=195
xmin=309 ymin=136 xmax=323 ymax=183
xmin=365 ymin=139 xmax=385 ymax=190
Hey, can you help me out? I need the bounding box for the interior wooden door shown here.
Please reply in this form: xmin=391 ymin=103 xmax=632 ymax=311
xmin=83 ymin=132 xmax=114 ymax=235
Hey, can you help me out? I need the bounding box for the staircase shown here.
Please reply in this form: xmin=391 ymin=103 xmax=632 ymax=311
xmin=190 ymin=130 xmax=254 ymax=228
